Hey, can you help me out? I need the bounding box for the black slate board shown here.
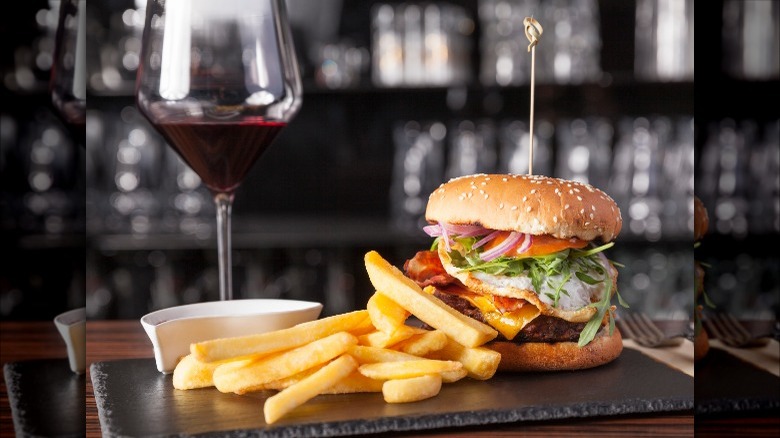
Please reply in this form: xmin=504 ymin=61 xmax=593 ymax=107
xmin=694 ymin=347 xmax=780 ymax=416
xmin=3 ymin=359 xmax=86 ymax=438
xmin=91 ymin=349 xmax=692 ymax=437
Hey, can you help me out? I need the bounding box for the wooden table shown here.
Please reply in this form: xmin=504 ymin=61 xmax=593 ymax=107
xmin=0 ymin=320 xmax=775 ymax=437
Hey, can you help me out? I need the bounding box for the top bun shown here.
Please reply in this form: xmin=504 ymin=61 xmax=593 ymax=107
xmin=425 ymin=174 xmax=622 ymax=242
xmin=694 ymin=196 xmax=709 ymax=242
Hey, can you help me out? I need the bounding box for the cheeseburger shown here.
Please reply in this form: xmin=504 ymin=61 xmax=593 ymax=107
xmin=404 ymin=173 xmax=626 ymax=371
xmin=694 ymin=196 xmax=710 ymax=361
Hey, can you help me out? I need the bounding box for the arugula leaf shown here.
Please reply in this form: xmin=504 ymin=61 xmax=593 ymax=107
xmin=575 ymin=271 xmax=600 ymax=285
xmin=578 ymin=276 xmax=613 ymax=347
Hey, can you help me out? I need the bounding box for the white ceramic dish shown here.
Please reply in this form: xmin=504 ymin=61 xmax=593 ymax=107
xmin=54 ymin=307 xmax=86 ymax=374
xmin=140 ymin=299 xmax=323 ymax=373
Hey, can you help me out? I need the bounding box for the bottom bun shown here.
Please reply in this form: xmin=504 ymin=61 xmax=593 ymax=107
xmin=694 ymin=328 xmax=710 ymax=362
xmin=486 ymin=326 xmax=623 ymax=372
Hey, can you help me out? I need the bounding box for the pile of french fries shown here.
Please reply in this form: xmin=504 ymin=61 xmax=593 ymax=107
xmin=173 ymin=250 xmax=501 ymax=424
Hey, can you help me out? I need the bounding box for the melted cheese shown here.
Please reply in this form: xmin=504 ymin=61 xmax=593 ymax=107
xmin=424 ymin=287 xmax=540 ymax=340
xmin=469 ymin=295 xmax=540 ymax=340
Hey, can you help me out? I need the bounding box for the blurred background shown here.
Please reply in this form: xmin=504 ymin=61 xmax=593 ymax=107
xmin=0 ymin=0 xmax=776 ymax=322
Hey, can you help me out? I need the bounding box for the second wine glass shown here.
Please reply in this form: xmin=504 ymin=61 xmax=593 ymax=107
xmin=136 ymin=0 xmax=303 ymax=300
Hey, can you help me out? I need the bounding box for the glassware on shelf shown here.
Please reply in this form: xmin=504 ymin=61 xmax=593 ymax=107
xmin=479 ymin=0 xmax=602 ymax=86
xmin=371 ymin=1 xmax=473 ymax=87
xmin=390 ymin=120 xmax=447 ymax=232
xmin=445 ymin=119 xmax=497 ymax=179
xmin=721 ymin=0 xmax=780 ymax=80
xmin=497 ymin=119 xmax=554 ymax=176
xmin=136 ymin=0 xmax=303 ymax=301
xmin=634 ymin=0 xmax=694 ymax=81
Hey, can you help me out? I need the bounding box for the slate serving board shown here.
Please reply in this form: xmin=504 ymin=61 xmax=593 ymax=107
xmin=694 ymin=347 xmax=780 ymax=415
xmin=3 ymin=359 xmax=86 ymax=438
xmin=91 ymin=348 xmax=692 ymax=437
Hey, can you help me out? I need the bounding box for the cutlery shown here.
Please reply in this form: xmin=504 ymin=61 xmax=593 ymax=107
xmin=703 ymin=312 xmax=778 ymax=348
xmin=616 ymin=311 xmax=689 ymax=348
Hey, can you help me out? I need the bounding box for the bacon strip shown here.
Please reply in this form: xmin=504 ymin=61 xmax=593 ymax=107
xmin=403 ymin=250 xmax=457 ymax=288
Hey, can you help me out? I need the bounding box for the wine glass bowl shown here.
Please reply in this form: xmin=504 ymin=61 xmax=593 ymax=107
xmin=136 ymin=0 xmax=303 ymax=300
xmin=51 ymin=0 xmax=87 ymax=146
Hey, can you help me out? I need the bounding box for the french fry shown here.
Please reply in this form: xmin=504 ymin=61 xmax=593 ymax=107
xmin=256 ymin=367 xmax=383 ymax=394
xmin=254 ymin=366 xmax=323 ymax=391
xmin=367 ymin=292 xmax=410 ymax=333
xmin=346 ymin=314 xmax=376 ymax=336
xmin=430 ymin=339 xmax=501 ymax=381
xmin=264 ymin=354 xmax=358 ymax=424
xmin=172 ymin=354 xmax=241 ymax=390
xmin=392 ymin=329 xmax=448 ymax=356
xmin=357 ymin=325 xmax=425 ymax=348
xmin=191 ymin=310 xmax=368 ymax=363
xmin=382 ymin=374 xmax=442 ymax=403
xmin=213 ymin=332 xmax=357 ymax=394
xmin=358 ymin=359 xmax=462 ymax=380
xmin=440 ymin=367 xmax=468 ymax=383
xmin=364 ymin=251 xmax=497 ymax=347
xmin=320 ymin=371 xmax=384 ymax=394
xmin=347 ymin=345 xmax=419 ymax=364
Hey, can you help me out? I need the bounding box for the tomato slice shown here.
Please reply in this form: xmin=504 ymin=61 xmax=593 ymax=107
xmin=482 ymin=232 xmax=588 ymax=257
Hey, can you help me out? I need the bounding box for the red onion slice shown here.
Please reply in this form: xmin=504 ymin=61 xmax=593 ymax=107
xmin=440 ymin=224 xmax=451 ymax=252
xmin=423 ymin=225 xmax=442 ymax=237
xmin=514 ymin=233 xmax=533 ymax=254
xmin=441 ymin=223 xmax=488 ymax=237
xmin=480 ymin=231 xmax=524 ymax=261
xmin=473 ymin=230 xmax=502 ymax=249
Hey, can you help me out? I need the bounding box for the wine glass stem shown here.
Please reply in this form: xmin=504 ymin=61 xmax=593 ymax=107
xmin=215 ymin=192 xmax=234 ymax=301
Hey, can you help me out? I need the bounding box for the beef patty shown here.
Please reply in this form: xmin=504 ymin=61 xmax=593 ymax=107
xmin=431 ymin=289 xmax=586 ymax=343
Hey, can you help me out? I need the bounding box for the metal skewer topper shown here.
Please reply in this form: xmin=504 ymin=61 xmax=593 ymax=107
xmin=523 ymin=17 xmax=543 ymax=175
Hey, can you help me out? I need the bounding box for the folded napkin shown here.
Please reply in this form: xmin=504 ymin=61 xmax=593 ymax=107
xmin=709 ymin=339 xmax=780 ymax=377
xmin=622 ymin=339 xmax=694 ymax=377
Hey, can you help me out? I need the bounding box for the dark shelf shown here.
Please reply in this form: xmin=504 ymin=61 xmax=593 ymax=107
xmin=91 ymin=216 xmax=430 ymax=251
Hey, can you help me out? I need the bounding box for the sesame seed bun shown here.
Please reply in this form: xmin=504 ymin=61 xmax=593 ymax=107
xmin=694 ymin=196 xmax=709 ymax=242
xmin=426 ymin=174 xmax=622 ymax=242
xmin=486 ymin=325 xmax=623 ymax=372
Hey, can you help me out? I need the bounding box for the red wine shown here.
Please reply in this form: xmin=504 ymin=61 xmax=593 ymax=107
xmin=154 ymin=117 xmax=286 ymax=194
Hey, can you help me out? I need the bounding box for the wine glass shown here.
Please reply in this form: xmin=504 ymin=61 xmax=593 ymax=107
xmin=136 ymin=0 xmax=303 ymax=301
xmin=51 ymin=0 xmax=87 ymax=146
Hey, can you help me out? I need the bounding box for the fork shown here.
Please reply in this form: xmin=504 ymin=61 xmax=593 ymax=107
xmin=703 ymin=312 xmax=777 ymax=348
xmin=616 ymin=311 xmax=689 ymax=348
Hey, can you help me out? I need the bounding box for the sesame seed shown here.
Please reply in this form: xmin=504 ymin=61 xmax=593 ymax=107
xmin=553 ymin=216 xmax=558 ymax=223
xmin=590 ymin=213 xmax=595 ymax=219
xmin=569 ymin=190 xmax=574 ymax=194
xmin=530 ymin=189 xmax=536 ymax=194
xmin=526 ymin=206 xmax=532 ymax=212
xmin=565 ymin=204 xmax=570 ymax=209
xmin=511 ymin=206 xmax=518 ymax=211
xmin=585 ymin=221 xmax=590 ymax=226
xmin=484 ymin=194 xmax=489 ymax=199
xmin=499 ymin=203 xmax=504 ymax=209
xmin=580 ymin=209 xmax=585 ymax=214
xmin=467 ymin=193 xmax=472 ymax=198
xmin=479 ymin=189 xmax=484 ymax=194
xmin=502 ymin=177 xmax=508 ymax=182
xmin=591 ymin=205 xmax=596 ymax=211
xmin=522 ymin=196 xmax=527 ymax=202
xmin=481 ymin=182 xmax=487 ymax=186
xmin=577 ymin=196 xmax=583 ymax=201
xmin=574 ymin=188 xmax=580 ymax=193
